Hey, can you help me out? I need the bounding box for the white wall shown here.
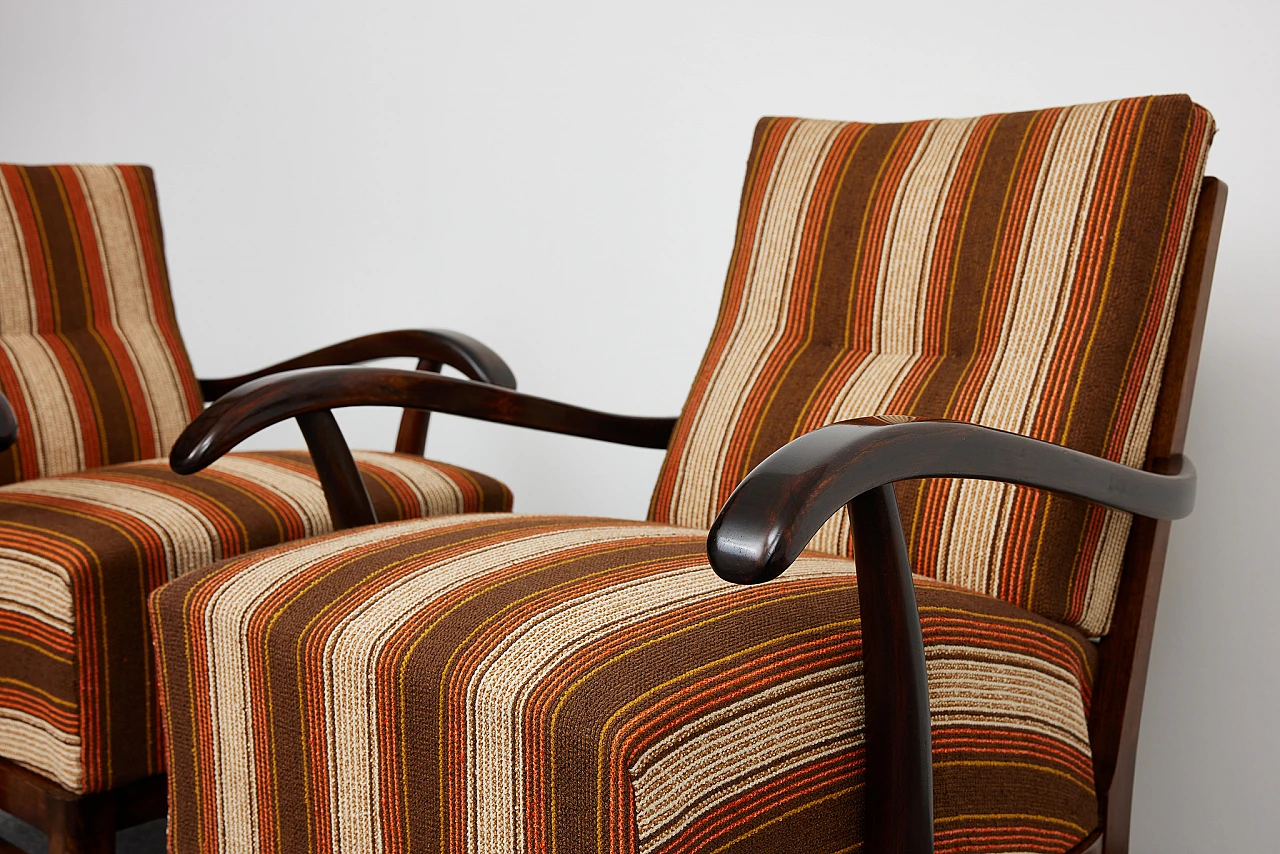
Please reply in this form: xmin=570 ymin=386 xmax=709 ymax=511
xmin=1 ymin=1 xmax=1275 ymax=849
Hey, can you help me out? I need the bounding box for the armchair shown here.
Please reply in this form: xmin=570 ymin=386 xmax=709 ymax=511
xmin=0 ymin=166 xmax=514 ymax=853
xmin=152 ymin=96 xmax=1221 ymax=854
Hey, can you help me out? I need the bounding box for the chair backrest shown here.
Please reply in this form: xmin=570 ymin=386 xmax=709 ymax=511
xmin=651 ymin=96 xmax=1213 ymax=636
xmin=0 ymin=164 xmax=202 ymax=484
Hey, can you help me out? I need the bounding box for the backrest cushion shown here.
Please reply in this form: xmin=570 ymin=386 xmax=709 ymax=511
xmin=650 ymin=96 xmax=1213 ymax=635
xmin=0 ymin=165 xmax=202 ymax=483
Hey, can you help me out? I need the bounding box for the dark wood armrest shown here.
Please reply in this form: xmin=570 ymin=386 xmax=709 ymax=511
xmin=708 ymin=416 xmax=1194 ymax=585
xmin=706 ymin=416 xmax=1195 ymax=854
xmin=171 ymin=365 xmax=676 ymax=529
xmin=196 ymin=328 xmax=517 ymax=400
xmin=0 ymin=390 xmax=16 ymax=452
xmin=197 ymin=328 xmax=518 ymax=458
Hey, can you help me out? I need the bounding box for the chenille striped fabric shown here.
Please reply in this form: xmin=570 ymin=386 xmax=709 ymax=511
xmin=0 ymin=450 xmax=510 ymax=794
xmin=0 ymin=164 xmax=203 ymax=484
xmin=650 ymin=96 xmax=1214 ymax=635
xmin=152 ymin=515 xmax=1099 ymax=854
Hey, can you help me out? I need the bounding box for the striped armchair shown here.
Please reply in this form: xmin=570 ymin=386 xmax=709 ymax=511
xmin=151 ymin=95 xmax=1222 ymax=854
xmin=0 ymin=166 xmax=513 ymax=852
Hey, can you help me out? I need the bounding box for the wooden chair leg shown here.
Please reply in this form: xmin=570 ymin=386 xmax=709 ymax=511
xmin=45 ymin=792 xmax=114 ymax=854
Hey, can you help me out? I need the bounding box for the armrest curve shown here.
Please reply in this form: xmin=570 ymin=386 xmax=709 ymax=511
xmin=708 ymin=416 xmax=1195 ymax=586
xmin=171 ymin=365 xmax=676 ymax=473
xmin=197 ymin=328 xmax=517 ymax=399
xmin=0 ymin=390 xmax=17 ymax=452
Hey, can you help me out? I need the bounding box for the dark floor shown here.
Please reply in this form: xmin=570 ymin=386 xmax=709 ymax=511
xmin=0 ymin=812 xmax=166 ymax=853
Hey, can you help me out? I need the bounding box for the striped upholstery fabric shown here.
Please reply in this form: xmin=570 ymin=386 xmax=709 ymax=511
xmin=0 ymin=450 xmax=510 ymax=794
xmin=152 ymin=515 xmax=1099 ymax=854
xmin=0 ymin=164 xmax=203 ymax=484
xmin=650 ymin=95 xmax=1213 ymax=635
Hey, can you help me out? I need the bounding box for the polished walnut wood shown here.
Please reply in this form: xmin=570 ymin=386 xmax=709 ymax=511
xmin=172 ymin=366 xmax=678 ymax=529
xmin=707 ymin=417 xmax=1195 ymax=585
xmin=850 ymin=485 xmax=934 ymax=854
xmin=0 ymin=756 xmax=165 ymax=854
xmin=197 ymin=328 xmax=517 ymax=460
xmin=297 ymin=409 xmax=378 ymax=528
xmin=393 ymin=358 xmax=443 ymax=456
xmin=197 ymin=328 xmax=516 ymax=399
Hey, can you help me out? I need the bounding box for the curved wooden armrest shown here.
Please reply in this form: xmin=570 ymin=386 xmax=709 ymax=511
xmin=708 ymin=416 xmax=1194 ymax=585
xmin=0 ymin=390 xmax=17 ymax=452
xmin=171 ymin=364 xmax=676 ymax=529
xmin=706 ymin=416 xmax=1195 ymax=854
xmin=196 ymin=328 xmax=517 ymax=400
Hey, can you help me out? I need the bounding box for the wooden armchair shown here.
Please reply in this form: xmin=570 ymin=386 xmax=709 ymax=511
xmin=152 ymin=96 xmax=1221 ymax=853
xmin=0 ymin=166 xmax=514 ymax=853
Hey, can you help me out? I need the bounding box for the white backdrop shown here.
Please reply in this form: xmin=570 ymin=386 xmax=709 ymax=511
xmin=1 ymin=1 xmax=1275 ymax=849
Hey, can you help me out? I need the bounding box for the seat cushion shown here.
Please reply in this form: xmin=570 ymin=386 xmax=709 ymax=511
xmin=0 ymin=164 xmax=204 ymax=484
xmin=650 ymin=97 xmax=1214 ymax=636
xmin=152 ymin=514 xmax=1098 ymax=854
xmin=0 ymin=450 xmax=510 ymax=794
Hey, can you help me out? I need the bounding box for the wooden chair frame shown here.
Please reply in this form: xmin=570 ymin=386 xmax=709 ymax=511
xmin=157 ymin=179 xmax=1225 ymax=854
xmin=0 ymin=329 xmax=517 ymax=852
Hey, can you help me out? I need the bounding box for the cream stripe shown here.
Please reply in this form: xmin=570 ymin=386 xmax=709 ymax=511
xmin=809 ymin=117 xmax=978 ymax=556
xmin=198 ymin=455 xmax=332 ymax=541
xmin=0 ymin=174 xmax=87 ymax=477
xmin=320 ymin=523 xmax=698 ymax=854
xmin=926 ymin=652 xmax=1091 ymax=751
xmin=0 ymin=175 xmax=37 ymax=335
xmin=350 ymin=450 xmax=466 ymax=517
xmin=632 ymin=663 xmax=862 ymax=852
xmin=0 ymin=708 xmax=81 ymax=791
xmin=0 ymin=546 xmax=76 ymax=631
xmin=939 ymin=102 xmax=1112 ymax=598
xmin=0 ymin=337 xmax=85 ymax=477
xmin=631 ymin=623 xmax=1092 ymax=851
xmin=0 ymin=711 xmax=80 ymax=793
xmin=667 ymin=120 xmax=844 ymax=530
xmin=975 ymin=102 xmax=1114 ymax=433
xmin=5 ymin=475 xmax=221 ymax=579
xmin=465 ymin=548 xmax=855 ymax=853
xmin=1077 ymin=509 xmax=1132 ymax=636
xmin=70 ymin=165 xmax=163 ymax=457
xmin=75 ymin=165 xmax=193 ymax=453
xmin=200 ymin=515 xmax=483 ymax=853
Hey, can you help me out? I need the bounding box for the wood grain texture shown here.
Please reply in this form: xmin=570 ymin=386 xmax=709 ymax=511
xmin=172 ymin=365 xmax=677 ymax=476
xmin=393 ymin=358 xmax=443 ymax=455
xmin=196 ymin=328 xmax=517 ymax=399
xmin=706 ymin=416 xmax=1195 ymax=586
xmin=197 ymin=328 xmax=518 ymax=460
xmin=296 ymin=409 xmax=378 ymax=528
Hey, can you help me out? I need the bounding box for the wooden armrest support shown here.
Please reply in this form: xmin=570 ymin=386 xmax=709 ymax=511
xmin=706 ymin=416 xmax=1195 ymax=854
xmin=196 ymin=328 xmax=517 ymax=400
xmin=0 ymin=390 xmax=16 ymax=452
